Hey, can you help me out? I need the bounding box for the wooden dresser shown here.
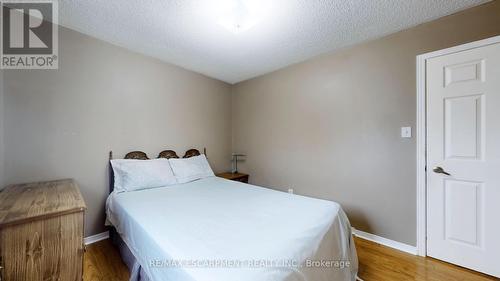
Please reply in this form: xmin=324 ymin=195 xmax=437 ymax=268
xmin=0 ymin=179 xmax=86 ymax=281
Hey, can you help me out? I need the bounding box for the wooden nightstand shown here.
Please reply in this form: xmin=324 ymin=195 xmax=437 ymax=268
xmin=217 ymin=172 xmax=249 ymax=183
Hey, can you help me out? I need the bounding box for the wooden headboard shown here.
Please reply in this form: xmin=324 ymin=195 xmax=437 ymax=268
xmin=108 ymin=148 xmax=205 ymax=193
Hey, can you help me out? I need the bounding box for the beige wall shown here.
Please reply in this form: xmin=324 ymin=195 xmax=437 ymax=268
xmin=3 ymin=27 xmax=232 ymax=236
xmin=231 ymin=1 xmax=500 ymax=245
xmin=3 ymin=2 xmax=500 ymax=242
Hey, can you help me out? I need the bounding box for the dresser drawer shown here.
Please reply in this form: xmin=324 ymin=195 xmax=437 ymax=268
xmin=0 ymin=212 xmax=85 ymax=281
xmin=0 ymin=179 xmax=86 ymax=281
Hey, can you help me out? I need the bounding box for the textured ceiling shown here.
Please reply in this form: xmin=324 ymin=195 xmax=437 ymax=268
xmin=58 ymin=0 xmax=489 ymax=84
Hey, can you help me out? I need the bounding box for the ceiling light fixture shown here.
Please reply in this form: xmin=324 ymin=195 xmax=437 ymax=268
xmin=213 ymin=0 xmax=267 ymax=34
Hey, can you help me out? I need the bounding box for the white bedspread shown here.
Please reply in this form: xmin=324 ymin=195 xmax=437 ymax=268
xmin=106 ymin=177 xmax=358 ymax=281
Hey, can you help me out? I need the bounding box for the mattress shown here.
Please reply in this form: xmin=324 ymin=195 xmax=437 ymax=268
xmin=106 ymin=176 xmax=358 ymax=281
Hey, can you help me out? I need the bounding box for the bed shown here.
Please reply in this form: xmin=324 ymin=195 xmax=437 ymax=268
xmin=106 ymin=149 xmax=358 ymax=281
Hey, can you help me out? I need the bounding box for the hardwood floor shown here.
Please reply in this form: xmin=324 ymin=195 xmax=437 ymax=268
xmin=84 ymin=239 xmax=130 ymax=281
xmin=83 ymin=238 xmax=499 ymax=281
xmin=355 ymin=237 xmax=498 ymax=281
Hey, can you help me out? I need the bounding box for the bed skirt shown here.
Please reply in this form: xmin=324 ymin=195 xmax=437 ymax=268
xmin=110 ymin=228 xmax=151 ymax=281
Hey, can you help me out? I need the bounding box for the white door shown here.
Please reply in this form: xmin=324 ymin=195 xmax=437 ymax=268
xmin=426 ymin=42 xmax=500 ymax=277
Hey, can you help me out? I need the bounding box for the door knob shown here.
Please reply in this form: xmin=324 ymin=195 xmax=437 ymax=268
xmin=433 ymin=166 xmax=451 ymax=176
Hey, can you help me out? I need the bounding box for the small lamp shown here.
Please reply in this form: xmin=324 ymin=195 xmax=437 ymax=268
xmin=231 ymin=153 xmax=246 ymax=173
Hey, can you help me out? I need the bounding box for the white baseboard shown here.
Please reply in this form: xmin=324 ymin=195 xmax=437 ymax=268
xmin=352 ymin=227 xmax=417 ymax=255
xmin=84 ymin=231 xmax=110 ymax=245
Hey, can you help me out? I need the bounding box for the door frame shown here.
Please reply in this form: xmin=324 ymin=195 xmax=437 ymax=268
xmin=416 ymin=35 xmax=500 ymax=257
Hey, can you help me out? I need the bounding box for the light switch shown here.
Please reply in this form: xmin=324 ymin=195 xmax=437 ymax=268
xmin=401 ymin=127 xmax=412 ymax=138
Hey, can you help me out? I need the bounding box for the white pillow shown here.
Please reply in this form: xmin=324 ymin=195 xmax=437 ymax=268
xmin=111 ymin=158 xmax=177 ymax=192
xmin=169 ymin=154 xmax=215 ymax=184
